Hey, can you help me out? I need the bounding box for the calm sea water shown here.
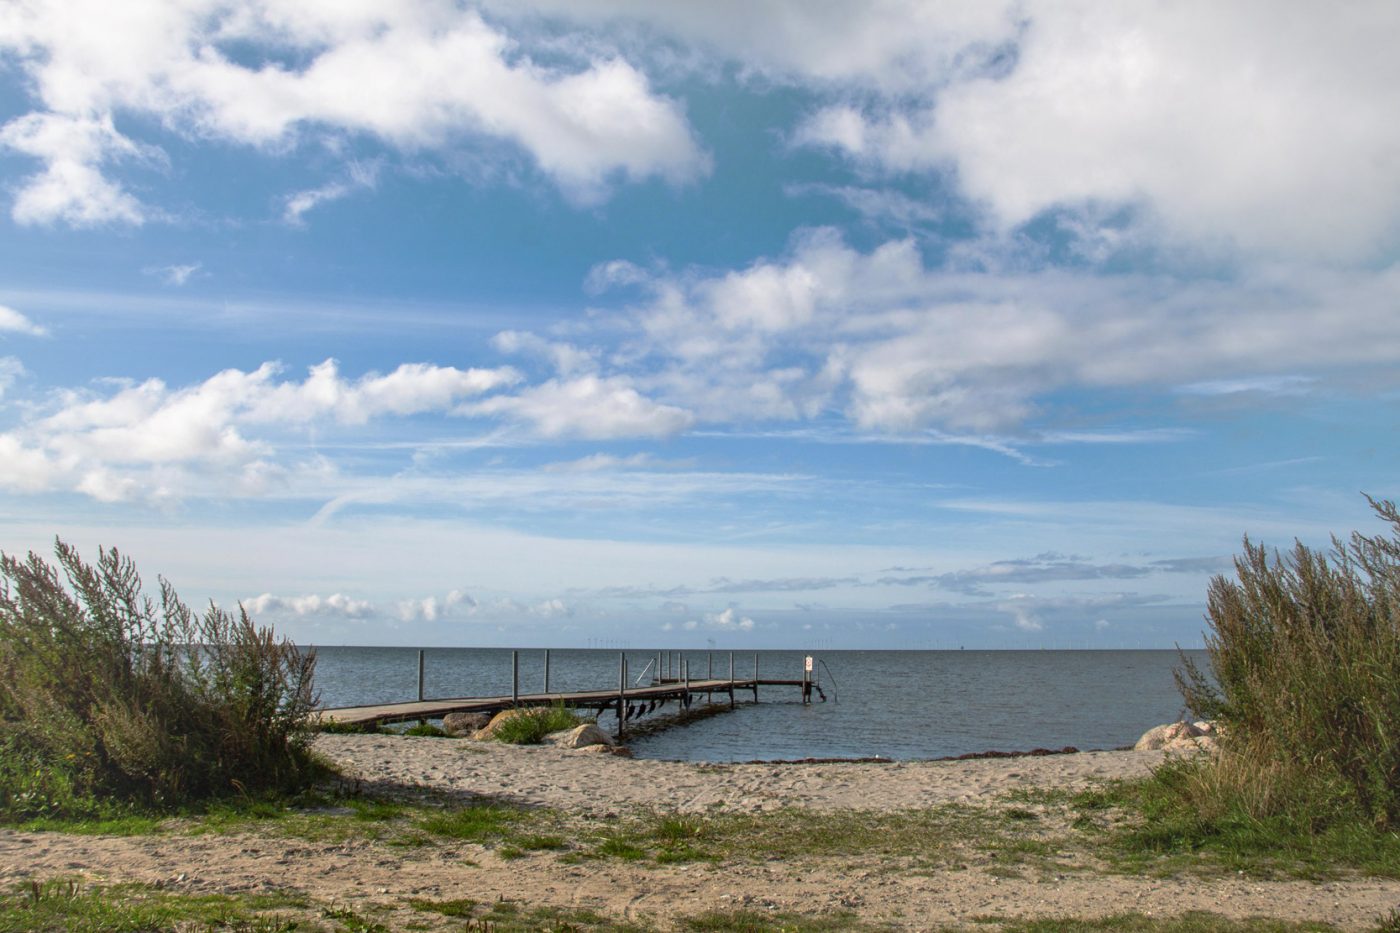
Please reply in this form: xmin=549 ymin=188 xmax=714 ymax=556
xmin=312 ymin=647 xmax=1202 ymax=763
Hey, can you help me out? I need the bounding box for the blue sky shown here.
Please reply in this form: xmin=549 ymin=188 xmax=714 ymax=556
xmin=1 ymin=1 xmax=1397 ymax=648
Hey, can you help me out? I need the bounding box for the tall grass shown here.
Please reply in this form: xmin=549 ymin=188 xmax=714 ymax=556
xmin=492 ymin=704 xmax=584 ymax=744
xmin=1176 ymin=495 xmax=1400 ymax=827
xmin=0 ymin=540 xmax=320 ymax=815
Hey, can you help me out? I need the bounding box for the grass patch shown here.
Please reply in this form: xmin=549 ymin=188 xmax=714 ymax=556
xmin=1072 ymin=765 xmax=1400 ymax=879
xmin=986 ymin=914 xmax=1343 ymax=932
xmin=0 ymin=879 xmax=310 ymax=932
xmin=680 ymin=908 xmax=879 ymax=932
xmin=570 ymin=803 xmax=1061 ymax=871
xmin=490 ymin=704 xmax=587 ymax=745
xmin=408 ymin=896 xmax=650 ymax=931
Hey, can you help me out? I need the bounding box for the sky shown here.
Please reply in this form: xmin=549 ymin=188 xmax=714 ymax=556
xmin=0 ymin=1 xmax=1397 ymax=650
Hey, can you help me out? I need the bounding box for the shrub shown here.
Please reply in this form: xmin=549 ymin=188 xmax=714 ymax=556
xmin=0 ymin=540 xmax=320 ymax=814
xmin=492 ymin=704 xmax=584 ymax=744
xmin=1177 ymin=496 xmax=1400 ymax=827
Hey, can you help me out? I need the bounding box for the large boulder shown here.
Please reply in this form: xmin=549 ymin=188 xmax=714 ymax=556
xmin=442 ymin=711 xmax=491 ymax=737
xmin=545 ymin=723 xmax=616 ymax=749
xmin=1135 ymin=720 xmax=1217 ymax=752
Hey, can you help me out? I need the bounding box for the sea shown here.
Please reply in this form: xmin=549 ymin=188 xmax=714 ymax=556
xmin=312 ymin=647 xmax=1204 ymax=763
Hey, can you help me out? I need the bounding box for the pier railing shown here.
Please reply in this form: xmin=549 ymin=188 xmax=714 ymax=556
xmin=317 ymin=649 xmax=827 ymax=735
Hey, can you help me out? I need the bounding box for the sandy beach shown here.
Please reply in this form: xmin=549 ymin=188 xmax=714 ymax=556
xmin=3 ymin=735 xmax=1397 ymax=930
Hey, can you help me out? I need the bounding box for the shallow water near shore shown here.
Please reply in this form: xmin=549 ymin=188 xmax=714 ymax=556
xmin=312 ymin=647 xmax=1201 ymax=762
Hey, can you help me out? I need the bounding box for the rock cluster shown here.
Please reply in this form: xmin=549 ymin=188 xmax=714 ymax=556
xmin=1134 ymin=720 xmax=1219 ymax=752
xmin=441 ymin=711 xmax=491 ymax=737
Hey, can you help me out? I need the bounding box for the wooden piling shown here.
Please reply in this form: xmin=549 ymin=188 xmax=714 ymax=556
xmin=417 ymin=650 xmax=425 ymax=702
xmin=543 ymin=648 xmax=551 ymax=694
xmin=512 ymin=650 xmax=519 ymax=707
xmin=617 ymin=653 xmax=627 ymax=740
xmin=728 ymin=651 xmax=735 ymax=708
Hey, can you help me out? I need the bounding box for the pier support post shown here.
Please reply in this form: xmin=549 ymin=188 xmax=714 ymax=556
xmin=417 ymin=649 xmax=425 ymax=702
xmin=617 ymin=653 xmax=627 ymax=740
xmin=728 ymin=651 xmax=735 ymax=707
xmin=683 ymin=659 xmax=690 ymax=709
xmin=544 ymin=648 xmax=551 ymax=695
xmin=512 ymin=650 xmax=519 ymax=707
xmin=752 ymin=653 xmax=759 ymax=702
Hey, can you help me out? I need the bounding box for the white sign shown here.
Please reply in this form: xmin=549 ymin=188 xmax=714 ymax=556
xmin=804 ymin=655 xmax=814 ymax=672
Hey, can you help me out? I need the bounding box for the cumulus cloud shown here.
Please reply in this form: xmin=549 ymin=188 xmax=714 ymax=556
xmin=585 ymin=230 xmax=1400 ymax=433
xmin=398 ymin=588 xmax=478 ymax=622
xmin=0 ymin=305 xmax=47 ymax=337
xmin=482 ymin=1 xmax=1015 ymax=91
xmin=0 ymin=112 xmax=151 ymax=227
xmin=244 ymin=592 xmax=373 ymax=618
xmin=465 ymin=375 xmax=693 ymax=439
xmin=0 ymin=1 xmax=708 ymax=225
xmin=696 ymin=607 xmax=754 ymax=631
xmin=0 ymin=357 xmax=520 ymax=500
xmin=793 ymin=3 xmax=1400 ymax=262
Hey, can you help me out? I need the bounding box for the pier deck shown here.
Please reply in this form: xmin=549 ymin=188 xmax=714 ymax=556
xmin=317 ymin=677 xmax=817 ymax=731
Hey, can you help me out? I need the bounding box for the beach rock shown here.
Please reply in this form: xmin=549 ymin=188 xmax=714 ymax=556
xmin=575 ymin=742 xmax=632 ymax=757
xmin=471 ymin=708 xmax=535 ymax=740
xmin=1135 ymin=720 xmax=1219 ymax=752
xmin=442 ymin=712 xmax=491 ymax=737
xmin=545 ymin=723 xmax=615 ymax=749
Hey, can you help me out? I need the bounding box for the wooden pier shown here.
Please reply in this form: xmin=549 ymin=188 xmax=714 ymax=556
xmin=315 ymin=650 xmax=828 ymax=737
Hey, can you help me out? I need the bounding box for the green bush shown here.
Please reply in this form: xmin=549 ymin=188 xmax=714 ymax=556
xmin=492 ymin=704 xmax=585 ymax=744
xmin=0 ymin=540 xmax=321 ymax=814
xmin=1177 ymin=496 xmax=1400 ymax=827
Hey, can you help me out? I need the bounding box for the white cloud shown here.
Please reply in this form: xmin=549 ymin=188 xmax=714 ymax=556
xmin=0 ymin=305 xmax=47 ymax=337
xmin=0 ymin=434 xmax=58 ymax=493
xmin=398 ymin=588 xmax=477 ymax=623
xmin=0 ymin=112 xmax=151 ymax=227
xmin=1 ymin=1 xmax=708 ymax=225
xmin=542 ymin=452 xmax=693 ymax=473
xmin=594 ymin=230 xmax=1400 ymax=432
xmin=0 ymin=357 xmax=25 ymax=400
xmin=530 ymin=598 xmax=573 ymax=618
xmin=996 ymin=597 xmax=1045 ymax=633
xmin=1175 ymin=376 xmax=1316 ymax=397
xmin=244 ymin=592 xmax=374 ymax=618
xmin=492 ymin=329 xmax=597 ymax=376
xmin=8 ymin=358 xmax=519 ymax=500
xmin=693 ymin=607 xmax=754 ymax=631
xmin=482 ymin=1 xmax=1015 ymax=91
xmin=793 ymin=3 xmax=1400 ymax=262
xmin=143 ymin=263 xmax=203 ymax=286
xmin=465 ymin=374 xmax=693 ymax=439
xmin=283 ymin=161 xmax=381 ymax=226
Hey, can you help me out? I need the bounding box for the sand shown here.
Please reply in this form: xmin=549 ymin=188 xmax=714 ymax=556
xmin=2 ymin=735 xmax=1397 ymax=930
